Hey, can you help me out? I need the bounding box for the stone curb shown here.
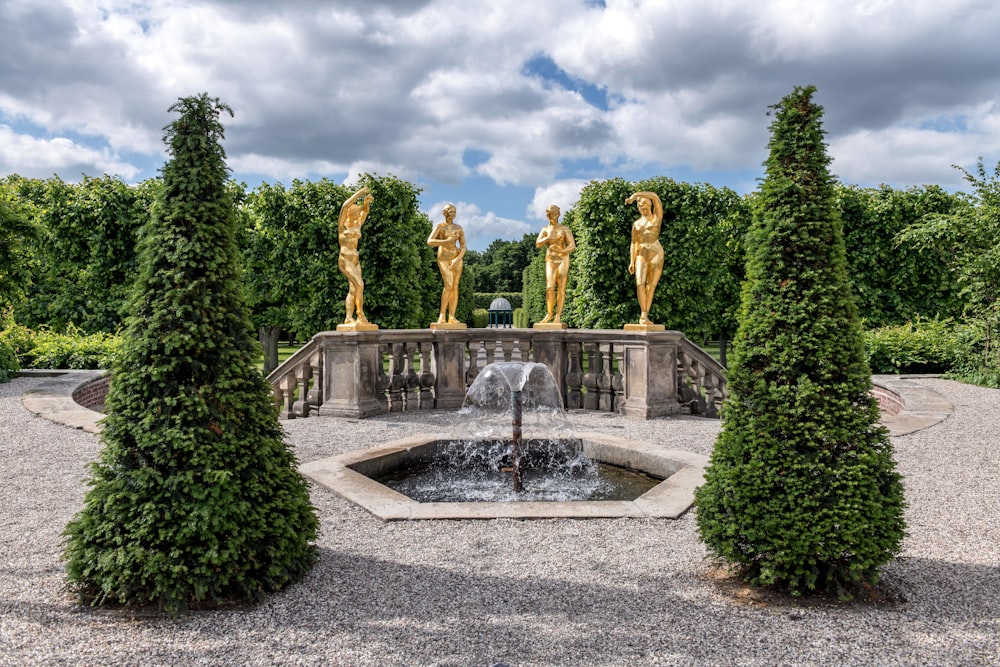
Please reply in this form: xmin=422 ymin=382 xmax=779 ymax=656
xmin=872 ymin=374 xmax=954 ymax=436
xmin=17 ymin=370 xmax=954 ymax=440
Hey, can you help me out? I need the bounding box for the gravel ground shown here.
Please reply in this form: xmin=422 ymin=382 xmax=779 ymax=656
xmin=1 ymin=376 xmax=998 ymax=666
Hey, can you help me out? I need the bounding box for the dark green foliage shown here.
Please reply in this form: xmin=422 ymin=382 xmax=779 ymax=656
xmin=695 ymin=86 xmax=906 ymax=598
xmin=0 ymin=186 xmax=37 ymax=310
xmin=564 ymin=178 xmax=749 ymax=335
xmin=522 ymin=252 xmax=547 ymax=326
xmin=63 ymin=94 xmax=318 ymax=613
xmin=0 ymin=310 xmax=18 ymax=382
xmin=512 ymin=307 xmax=528 ymax=328
xmin=899 ymin=159 xmax=1000 ymax=382
xmin=241 ymin=175 xmax=436 ymax=335
xmin=864 ymin=318 xmax=976 ymax=373
xmin=468 ymin=234 xmax=537 ymax=292
xmin=839 ymin=184 xmax=964 ymax=325
xmin=4 ymin=174 xmax=155 ymax=333
xmin=16 ymin=325 xmax=120 ymax=370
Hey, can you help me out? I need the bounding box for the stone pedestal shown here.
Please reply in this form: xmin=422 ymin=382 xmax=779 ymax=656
xmin=531 ymin=333 xmax=567 ymax=404
xmin=624 ymin=323 xmax=666 ymax=332
xmin=317 ymin=333 xmax=383 ymax=418
xmin=431 ymin=330 xmax=467 ymax=409
xmin=533 ymin=322 xmax=567 ymax=330
xmin=430 ymin=322 xmax=467 ymax=330
xmin=620 ymin=331 xmax=680 ymax=418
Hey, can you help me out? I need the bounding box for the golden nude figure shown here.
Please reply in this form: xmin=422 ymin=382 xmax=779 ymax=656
xmin=626 ymin=191 xmax=664 ymax=326
xmin=338 ymin=186 xmax=374 ymax=327
xmin=426 ymin=203 xmax=466 ymax=325
xmin=534 ymin=204 xmax=576 ymax=324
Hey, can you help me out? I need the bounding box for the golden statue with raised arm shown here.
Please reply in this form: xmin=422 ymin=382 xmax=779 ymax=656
xmin=625 ymin=190 xmax=665 ymax=331
xmin=336 ymin=185 xmax=377 ymax=331
xmin=533 ymin=204 xmax=576 ymax=329
xmin=427 ymin=203 xmax=467 ymax=328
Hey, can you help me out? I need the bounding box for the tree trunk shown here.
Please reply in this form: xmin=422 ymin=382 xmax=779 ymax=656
xmin=259 ymin=325 xmax=281 ymax=376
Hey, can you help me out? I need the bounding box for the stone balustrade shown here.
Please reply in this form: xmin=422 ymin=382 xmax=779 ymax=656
xmin=266 ymin=328 xmax=727 ymax=420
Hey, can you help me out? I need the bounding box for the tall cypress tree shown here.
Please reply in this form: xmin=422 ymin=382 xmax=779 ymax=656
xmin=64 ymin=94 xmax=318 ymax=612
xmin=694 ymin=86 xmax=905 ymax=597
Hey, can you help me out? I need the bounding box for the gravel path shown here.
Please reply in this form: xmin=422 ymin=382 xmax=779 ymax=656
xmin=1 ymin=376 xmax=998 ymax=666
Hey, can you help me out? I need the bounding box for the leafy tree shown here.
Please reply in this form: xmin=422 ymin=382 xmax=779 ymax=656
xmin=4 ymin=174 xmax=155 ymax=333
xmin=241 ymin=175 xmax=437 ymax=349
xmin=63 ymin=93 xmax=318 ymax=613
xmin=472 ymin=233 xmax=537 ymax=293
xmin=839 ymin=184 xmax=964 ymax=326
xmin=0 ymin=184 xmax=36 ymax=309
xmin=564 ymin=177 xmax=749 ymax=335
xmin=899 ymin=159 xmax=1000 ymax=381
xmin=695 ymin=86 xmax=905 ymax=598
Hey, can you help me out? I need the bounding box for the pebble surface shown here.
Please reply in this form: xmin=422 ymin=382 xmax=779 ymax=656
xmin=1 ymin=376 xmax=998 ymax=666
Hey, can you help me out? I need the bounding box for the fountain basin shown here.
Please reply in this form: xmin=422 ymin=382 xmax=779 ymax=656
xmin=300 ymin=432 xmax=707 ymax=521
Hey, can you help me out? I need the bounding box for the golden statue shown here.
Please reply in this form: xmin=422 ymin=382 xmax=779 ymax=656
xmin=625 ymin=191 xmax=665 ymax=330
xmin=427 ymin=203 xmax=467 ymax=328
xmin=533 ymin=204 xmax=576 ymax=329
xmin=336 ymin=186 xmax=377 ymax=331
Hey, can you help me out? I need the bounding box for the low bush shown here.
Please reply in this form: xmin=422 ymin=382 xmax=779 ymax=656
xmin=1 ymin=323 xmax=121 ymax=370
xmin=513 ymin=307 xmax=528 ymax=328
xmin=471 ymin=308 xmax=489 ymax=328
xmin=864 ymin=318 xmax=975 ymax=374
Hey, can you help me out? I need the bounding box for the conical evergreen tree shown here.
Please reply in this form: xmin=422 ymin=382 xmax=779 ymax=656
xmin=694 ymin=86 xmax=905 ymax=597
xmin=64 ymin=94 xmax=318 ymax=612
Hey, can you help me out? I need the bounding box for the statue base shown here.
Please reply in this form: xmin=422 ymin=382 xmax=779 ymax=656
xmin=430 ymin=322 xmax=467 ymax=330
xmin=337 ymin=322 xmax=379 ymax=332
xmin=533 ymin=322 xmax=567 ymax=330
xmin=624 ymin=323 xmax=665 ymax=332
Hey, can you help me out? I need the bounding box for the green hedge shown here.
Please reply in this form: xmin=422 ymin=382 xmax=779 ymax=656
xmin=474 ymin=292 xmax=523 ymax=310
xmin=471 ymin=308 xmax=489 ymax=328
xmin=864 ymin=318 xmax=976 ymax=374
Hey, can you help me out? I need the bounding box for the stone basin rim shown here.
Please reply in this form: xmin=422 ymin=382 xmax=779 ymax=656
xmin=299 ymin=431 xmax=708 ymax=521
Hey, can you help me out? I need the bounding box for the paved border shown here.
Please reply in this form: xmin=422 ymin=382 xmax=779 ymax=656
xmin=18 ymin=370 xmax=954 ymax=440
xmin=872 ymin=374 xmax=953 ymax=436
xmin=19 ymin=369 xmax=106 ymax=434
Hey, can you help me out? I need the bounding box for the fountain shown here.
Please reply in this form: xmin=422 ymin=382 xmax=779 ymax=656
xmin=300 ymin=361 xmax=709 ymax=520
xmin=376 ymin=362 xmax=659 ymax=503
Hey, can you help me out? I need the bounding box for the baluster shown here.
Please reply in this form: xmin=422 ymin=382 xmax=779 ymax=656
xmin=292 ymin=364 xmax=311 ymax=417
xmin=485 ymin=339 xmax=497 ymax=366
xmin=375 ymin=344 xmax=391 ymax=411
xmin=279 ymin=375 xmax=297 ymax=419
xmin=582 ymin=341 xmax=600 ymax=411
xmin=466 ymin=340 xmax=481 ymax=385
xmin=306 ymin=350 xmax=323 ymax=412
xmin=565 ymin=342 xmax=583 ymax=410
xmin=598 ymin=343 xmax=613 ymax=411
xmin=611 ymin=345 xmax=625 ymax=413
xmin=418 ymin=342 xmax=435 ymax=410
xmin=500 ymin=338 xmax=514 ymax=362
xmin=387 ymin=343 xmax=406 ymax=412
xmin=403 ymin=343 xmax=420 ymax=411
xmin=516 ymin=338 xmax=531 ymax=362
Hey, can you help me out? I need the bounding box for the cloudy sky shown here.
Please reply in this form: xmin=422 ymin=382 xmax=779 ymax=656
xmin=3 ymin=0 xmax=1000 ymax=250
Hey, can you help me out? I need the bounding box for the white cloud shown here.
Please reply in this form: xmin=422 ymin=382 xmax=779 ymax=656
xmin=0 ymin=125 xmax=141 ymax=180
xmin=528 ymin=180 xmax=589 ymax=221
xmin=424 ymin=200 xmax=534 ymax=250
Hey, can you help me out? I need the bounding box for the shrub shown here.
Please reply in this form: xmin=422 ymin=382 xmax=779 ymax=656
xmin=471 ymin=308 xmax=489 ymax=328
xmin=63 ymin=94 xmax=318 ymax=614
xmin=20 ymin=325 xmax=121 ymax=370
xmin=513 ymin=307 xmax=528 ymax=328
xmin=864 ymin=318 xmax=975 ymax=374
xmin=695 ymin=86 xmax=906 ymax=599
